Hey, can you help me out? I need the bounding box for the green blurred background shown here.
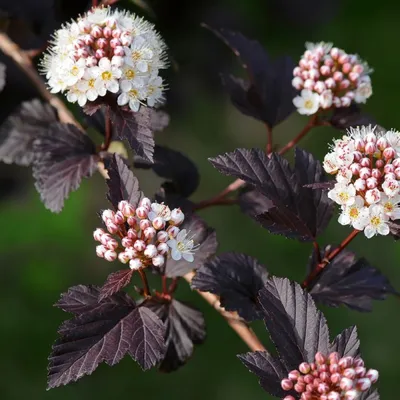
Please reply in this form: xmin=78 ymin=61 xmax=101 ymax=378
xmin=1 ymin=0 xmax=400 ymax=398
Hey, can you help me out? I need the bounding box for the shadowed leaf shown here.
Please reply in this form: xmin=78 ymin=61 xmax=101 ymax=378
xmin=239 ymin=188 xmax=273 ymax=218
xmin=145 ymin=298 xmax=206 ymax=372
xmin=192 ymin=253 xmax=268 ymax=321
xmin=0 ymin=99 xmax=57 ymax=166
xmin=33 ymin=123 xmax=97 ymax=212
xmin=361 ymin=389 xmax=380 ymax=400
xmin=99 ymin=270 xmax=134 ymax=301
xmin=103 ymin=153 xmax=144 ymax=209
xmin=329 ymin=105 xmax=377 ymax=130
xmin=329 ymin=326 xmax=360 ymax=358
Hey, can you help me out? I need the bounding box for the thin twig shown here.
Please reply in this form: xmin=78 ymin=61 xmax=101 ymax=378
xmin=184 ymin=272 xmax=266 ymax=352
xmin=302 ymin=229 xmax=360 ymax=288
xmin=139 ymin=269 xmax=151 ymax=297
xmin=193 ymin=197 xmax=237 ymax=211
xmin=102 ymin=106 xmax=113 ymax=151
xmin=0 ymin=32 xmax=266 ymax=354
xmin=266 ymin=124 xmax=273 ymax=154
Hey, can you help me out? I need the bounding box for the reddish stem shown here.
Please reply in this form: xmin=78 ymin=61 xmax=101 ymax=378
xmin=193 ymin=197 xmax=237 ymax=211
xmin=168 ymin=278 xmax=179 ymax=294
xmin=313 ymin=241 xmax=321 ymax=264
xmin=302 ymin=229 xmax=360 ymax=287
xmin=101 ymin=107 xmax=112 ymax=151
xmin=92 ymin=0 xmax=98 ymax=6
xmin=162 ymin=275 xmax=168 ymax=295
xmin=139 ymin=269 xmax=151 ymax=297
xmin=266 ymin=124 xmax=273 ymax=154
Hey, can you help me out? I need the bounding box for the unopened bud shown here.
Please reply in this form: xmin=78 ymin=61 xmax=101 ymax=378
xmin=103 ymin=26 xmax=112 ymax=38
xmin=366 ymin=177 xmax=378 ymax=189
xmin=93 ymin=228 xmax=105 ymax=241
xmin=340 ymin=377 xmax=354 ymax=391
xmin=392 ymin=158 xmax=400 ymax=168
xmin=343 ymin=368 xmax=356 ymax=380
xmin=360 ymin=157 xmax=371 ymax=167
xmin=170 ymin=208 xmax=185 ymax=225
xmin=365 ymin=142 xmax=376 ymax=155
xmin=288 ymin=370 xmax=300 ymax=381
xmin=383 ymin=147 xmax=395 ymax=160
xmin=106 ymin=238 xmax=118 ymax=250
xmin=125 ymin=247 xmax=138 ymax=258
xmin=118 ymin=252 xmax=130 ymax=264
xmin=119 ymin=200 xmax=135 ymax=217
xmin=299 ymin=362 xmax=310 ymax=374
xmin=292 ymin=77 xmax=303 ymax=90
xmin=127 ymin=228 xmax=138 ymax=240
xmin=114 ymin=211 xmax=125 ymax=225
xmin=96 ymin=245 xmax=107 ymax=258
xmin=122 ymin=237 xmax=133 ymax=248
xmin=294 ymin=382 xmax=306 ymax=393
xmin=325 ymin=78 xmax=336 ymax=89
xmin=333 ymin=71 xmax=343 ymax=81
xmin=327 ymin=392 xmax=340 ymax=400
xmin=91 ymin=25 xmax=103 ymax=38
xmin=95 ymin=49 xmax=106 ymax=59
xmin=375 ymin=159 xmax=385 ymax=168
xmin=315 ymin=352 xmax=326 ymax=365
xmin=102 ymin=209 xmax=115 ymax=222
xmin=134 ymin=240 xmax=146 ymax=252
xmin=96 ymin=38 xmax=108 ymax=49
xmin=355 ymin=366 xmax=366 ymax=377
xmin=157 ymin=230 xmax=169 ymax=243
xmin=339 ymin=357 xmax=354 ymax=369
xmin=129 ymin=258 xmax=143 ymax=270
xmin=152 ymin=216 xmax=166 ymax=230
xmin=112 ymin=28 xmax=122 ymax=38
xmin=339 ymin=79 xmax=350 ymax=90
xmin=320 ymin=65 xmax=331 ymax=76
xmin=106 ymin=220 xmax=119 ymax=234
xmin=281 ymin=379 xmax=293 ymax=391
xmin=157 ymin=242 xmax=169 ymax=255
xmin=359 ymin=167 xmax=371 ymax=179
xmin=371 ymin=168 xmax=382 ymax=179
xmin=349 ymin=72 xmax=360 ymax=82
xmin=114 ymin=46 xmax=125 ymax=56
xmin=167 ymin=225 xmax=180 ymax=238
xmin=136 ymin=206 xmax=149 ymax=219
xmin=144 ymin=244 xmax=158 ymax=258
xmin=314 ymin=81 xmax=326 ymax=93
xmin=356 ymin=377 xmax=371 ymax=391
xmin=318 ymin=383 xmax=329 ymax=394
xmin=303 ymin=79 xmax=314 ymax=90
xmin=144 ymin=227 xmax=156 ymax=239
xmin=342 ymin=62 xmax=352 ymax=74
xmin=330 ymin=373 xmax=341 ymax=384
xmin=152 ymin=254 xmax=165 ymax=267
xmin=344 ymin=389 xmax=358 ymax=400
xmin=140 ymin=219 xmax=151 ymax=230
xmin=104 ymin=250 xmax=117 ymax=262
xmin=366 ymin=369 xmax=379 ymax=383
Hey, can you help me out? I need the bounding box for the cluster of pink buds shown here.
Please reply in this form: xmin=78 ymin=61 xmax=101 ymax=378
xmin=324 ymin=125 xmax=400 ymax=238
xmin=93 ymin=197 xmax=196 ymax=270
xmin=292 ymin=42 xmax=372 ymax=115
xmin=281 ymin=351 xmax=378 ymax=400
xmin=42 ymin=6 xmax=166 ymax=110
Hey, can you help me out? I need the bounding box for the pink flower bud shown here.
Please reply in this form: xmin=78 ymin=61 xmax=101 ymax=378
xmin=83 ymin=34 xmax=95 ymax=45
xmin=100 ymin=233 xmax=112 ymax=246
xmin=343 ymin=368 xmax=356 ymax=379
xmin=127 ymin=216 xmax=136 ymax=226
xmin=392 ymin=158 xmax=400 ymax=168
xmin=377 ymin=137 xmax=388 ymax=150
xmin=118 ymin=252 xmax=131 ymax=264
xmin=333 ymin=71 xmax=343 ymax=81
xmin=366 ymin=176 xmax=377 ymax=189
xmin=340 ymin=377 xmax=354 ymax=391
xmin=106 ymin=220 xmax=119 ymax=234
xmin=140 ymin=197 xmax=152 ymax=209
xmin=106 ymin=238 xmax=118 ymax=250
xmin=349 ymin=163 xmax=360 ymax=175
xmin=349 ymin=72 xmax=360 ymax=82
xmin=318 ymin=383 xmax=329 ymax=394
xmin=314 ymin=352 xmax=326 ymax=365
xmin=95 ymin=49 xmax=106 ymax=59
xmin=319 ymin=372 xmax=330 ymax=382
xmin=77 ymin=48 xmax=89 ymax=58
xmin=338 ymin=53 xmax=350 ymax=64
xmin=339 ymin=79 xmax=350 ymax=90
xmin=330 ymin=373 xmax=341 ymax=384
xmin=103 ymin=26 xmax=112 ymax=38
xmin=394 ymin=167 xmax=400 ymax=179
xmin=73 ymin=38 xmax=85 ymax=50
xmin=102 ymin=209 xmax=115 ymax=222
xmin=111 ymin=55 xmax=124 ymax=67
xmin=167 ymin=225 xmax=180 ymax=238
xmin=112 ymin=28 xmax=121 ymax=38
xmin=125 ymin=247 xmax=138 ymax=258
xmin=299 ymin=58 xmax=308 ymax=68
xmin=360 ymin=157 xmax=371 ymax=167
xmin=301 ymin=70 xmax=309 ymax=80
xmin=330 ymin=47 xmax=340 ymax=59
xmin=104 ymin=250 xmax=117 ymax=262
xmin=140 ymin=219 xmax=151 ymax=230
xmin=365 ymin=188 xmax=381 ymax=204
xmin=327 ymin=392 xmax=340 ymax=400
xmin=309 ymin=362 xmax=317 ymax=371
xmin=339 ymin=357 xmax=354 ymax=369
xmin=134 ymin=240 xmax=146 ymax=252
xmin=325 ymin=78 xmax=336 ymax=89
xmin=383 ymin=147 xmax=395 ymax=160
xmin=144 ymin=227 xmax=156 ymax=239
xmin=303 ymin=79 xmax=314 ymax=90
xmin=281 ymin=379 xmax=294 ymax=391
xmin=144 ymin=244 xmax=158 ymax=258
xmin=157 ymin=242 xmax=169 ymax=255
xmin=122 ymin=237 xmax=133 ymax=248
xmin=299 ymin=362 xmax=310 ymax=374
xmin=96 ymin=245 xmax=107 ymax=258
xmin=371 ymin=168 xmax=382 ymax=179
xmin=342 ymin=62 xmax=352 ymax=74
xmin=308 ymin=60 xmax=318 ymax=69
xmin=283 ymin=396 xmax=296 ymax=400
xmin=152 ymin=254 xmax=165 ymax=267
xmin=366 ymin=369 xmax=379 ymax=383
xmin=152 ymin=216 xmax=166 ymax=230
xmin=91 ymin=25 xmax=103 ymax=38
xmin=292 ymin=77 xmax=304 ymax=90
xmin=365 ymin=142 xmax=376 ymax=155
xmin=329 ymin=352 xmax=340 ymax=365
xmin=320 ymin=65 xmax=331 ymax=76
xmin=385 ymin=172 xmax=396 ymax=181
xmin=96 ymin=38 xmax=107 ymax=49
xmin=353 ymin=64 xmax=364 ymax=74
xmin=129 ymin=258 xmax=143 ymax=270
xmin=356 ymin=377 xmax=371 ymax=391
xmin=86 ymin=56 xmax=97 ymax=67
xmin=375 ymin=159 xmax=385 ymax=168
xmin=308 ymin=69 xmax=320 ymax=80
xmin=114 ymin=211 xmax=125 ymax=225
xmin=346 ymin=91 xmax=355 ymax=100
xmin=157 ymin=230 xmax=169 ymax=243
xmin=118 ymin=200 xmax=135 ymax=217
xmin=120 ymin=32 xmax=133 ymax=46
xmin=365 ymin=132 xmax=377 ymax=143
xmin=384 ymin=164 xmax=395 ymax=174
xmin=114 ymin=46 xmax=125 ymax=56
xmin=324 ymin=57 xmax=334 ymax=67
xmin=301 ymin=394 xmax=313 ymax=400
xmin=359 ymin=167 xmax=371 ymax=180
xmin=110 ymin=38 xmax=121 ymax=48
xmin=313 ymin=81 xmax=326 ymax=93
xmin=355 ymin=366 xmax=366 ymax=377
xmin=127 ymin=228 xmax=138 ymax=240
xmin=136 ymin=206 xmax=148 ymax=219
xmin=344 ymin=389 xmax=358 ymax=400
xmin=303 ymin=374 xmax=313 ymax=384
xmin=170 ymin=208 xmax=185 ymax=225
xmin=93 ymin=228 xmax=105 ymax=241
xmin=78 ymin=19 xmax=91 ymax=33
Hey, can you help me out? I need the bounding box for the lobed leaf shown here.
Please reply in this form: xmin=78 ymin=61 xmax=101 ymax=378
xmin=191 ymin=252 xmax=268 ymax=321
xmin=99 ymin=270 xmax=134 ymax=302
xmin=329 ymin=326 xmax=360 ymax=358
xmin=33 ymin=123 xmax=98 ymax=213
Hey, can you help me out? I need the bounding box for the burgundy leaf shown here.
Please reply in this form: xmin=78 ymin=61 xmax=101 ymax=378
xmin=329 ymin=105 xmax=377 ymax=130
xmin=110 ymin=106 xmax=155 ymax=162
xmin=134 ymin=145 xmax=200 ymax=198
xmin=191 ymin=252 xmax=268 ymax=321
xmin=237 ymin=351 xmax=288 ymax=398
xmin=164 ymin=215 xmax=218 ymax=277
xmin=99 ymin=269 xmax=134 ymax=301
xmin=303 ymin=182 xmax=335 ymax=190
xmin=329 ymin=326 xmax=360 ymax=358
xmin=239 ymin=188 xmax=274 ymax=218
xmin=0 ymin=99 xmax=57 ymax=166
xmin=308 ymin=247 xmax=398 ymax=311
xmin=205 ymin=25 xmax=296 ymax=127
xmin=259 ymin=277 xmax=330 ymax=370
xmin=82 ymin=102 xmax=103 ymax=116
xmin=33 ymin=123 xmax=98 ymax=213
xmin=145 ymin=298 xmax=206 ymax=372
xmin=55 ymin=285 xmax=135 ymax=315
xmin=360 ymin=389 xmax=380 ymax=400
xmin=48 ymin=301 xmax=166 ymax=388
xmin=103 ymin=153 xmax=144 ymax=209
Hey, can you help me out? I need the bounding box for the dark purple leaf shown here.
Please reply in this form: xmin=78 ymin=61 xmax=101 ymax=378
xmin=303 ymin=182 xmax=335 ymax=190
xmin=191 ymin=253 xmax=268 ymax=321
xmin=329 ymin=326 xmax=360 ymax=358
xmin=239 ymin=188 xmax=273 ymax=218
xmin=48 ymin=299 xmax=166 ymax=388
xmin=32 ymin=123 xmax=98 ymax=213
xmin=388 ymin=221 xmax=400 ymax=240
xmin=205 ymin=25 xmax=296 ymax=127
xmin=164 ymin=215 xmax=218 ymax=278
xmin=259 ymin=277 xmax=330 ymax=370
xmin=211 ymin=148 xmax=333 ymax=241
xmin=145 ymin=298 xmax=206 ymax=372
xmin=110 ymin=106 xmax=154 ymax=162
xmin=360 ymin=389 xmax=380 ymax=400
xmin=55 ymin=285 xmax=135 ymax=315
xmin=0 ymin=99 xmax=57 ymax=166
xmin=99 ymin=269 xmax=134 ymax=302
xmin=103 ymin=153 xmax=144 ymax=209
xmin=134 ymin=145 xmax=200 ymax=197
xmin=155 ymin=187 xmax=194 ymax=215
xmin=237 ymin=351 xmax=288 ymax=397
xmin=329 ymin=105 xmax=377 ymax=130
xmin=308 ymin=247 xmax=398 ymax=312
xmin=0 ymin=62 xmax=5 ymax=92
xmin=82 ymin=102 xmax=103 ymax=117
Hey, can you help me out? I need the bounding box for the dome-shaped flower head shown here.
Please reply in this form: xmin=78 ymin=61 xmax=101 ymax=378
xmin=292 ymin=42 xmax=373 ymax=115
xmin=41 ymin=6 xmax=167 ymax=111
xmin=324 ymin=125 xmax=400 ymax=238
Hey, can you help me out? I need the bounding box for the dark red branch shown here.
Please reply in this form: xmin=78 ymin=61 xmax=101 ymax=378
xmin=139 ymin=269 xmax=151 ymax=298
xmin=266 ymin=124 xmax=273 ymax=154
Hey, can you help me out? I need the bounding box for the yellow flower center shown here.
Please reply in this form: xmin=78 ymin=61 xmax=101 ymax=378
xmin=88 ymin=79 xmax=95 ymax=88
xmin=304 ymin=99 xmax=314 ymax=109
xmin=384 ymin=202 xmax=393 ymax=212
xmin=129 ymin=89 xmax=138 ymax=97
xmin=132 ymin=51 xmax=141 ymax=61
xmin=126 ymin=69 xmax=135 ymax=79
xmin=338 ymin=192 xmax=349 ymax=202
xmin=349 ymin=207 xmax=359 ymax=219
xmin=101 ymin=71 xmax=112 ymax=81
xmin=370 ymin=216 xmax=381 ymax=227
xmin=71 ymin=66 xmax=80 ymax=76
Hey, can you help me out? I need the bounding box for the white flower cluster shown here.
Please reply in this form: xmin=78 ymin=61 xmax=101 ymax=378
xmin=42 ymin=7 xmax=167 ymax=111
xmin=292 ymin=42 xmax=372 ymax=115
xmin=324 ymin=126 xmax=400 ymax=238
xmin=94 ymin=197 xmax=198 ymax=271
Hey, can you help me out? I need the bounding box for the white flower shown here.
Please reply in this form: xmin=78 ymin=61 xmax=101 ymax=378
xmin=365 ymin=188 xmax=382 ymax=205
xmin=305 ymin=42 xmax=333 ymax=54
xmin=323 ymin=152 xmax=339 ymax=174
xmin=167 ymin=229 xmax=198 ymax=262
xmin=293 ymin=89 xmax=320 ymax=115
xmin=385 ymin=130 xmax=400 ymax=156
xmin=77 ymin=73 xmax=101 ymax=101
xmin=328 ymin=183 xmax=356 ymax=206
xmin=92 ymin=58 xmax=122 ymax=93
xmin=381 ymin=194 xmax=400 ymax=220
xmin=48 ymin=76 xmax=68 ymax=93
xmin=148 ymin=203 xmax=171 ymax=222
xmin=355 ymin=81 xmax=373 ymax=104
xmin=119 ymin=63 xmax=145 ymax=90
xmin=66 ymin=84 xmax=88 ymax=106
xmin=63 ymin=58 xmax=86 ymax=86
xmin=336 ymin=167 xmax=352 ymax=184
xmin=86 ymin=7 xmax=109 ymax=24
xmin=364 ymin=205 xmax=390 ymax=238
xmin=320 ymin=90 xmax=333 ymax=109
xmin=117 ymin=87 xmax=146 ymax=111
xmin=382 ymin=179 xmax=400 ymax=197
xmin=338 ymin=196 xmax=369 ymax=230
xmin=146 ymin=76 xmax=164 ymax=107
xmin=124 ymin=37 xmax=154 ymax=73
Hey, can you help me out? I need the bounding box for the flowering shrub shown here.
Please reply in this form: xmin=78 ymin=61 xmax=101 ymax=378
xmin=0 ymin=2 xmax=398 ymax=399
